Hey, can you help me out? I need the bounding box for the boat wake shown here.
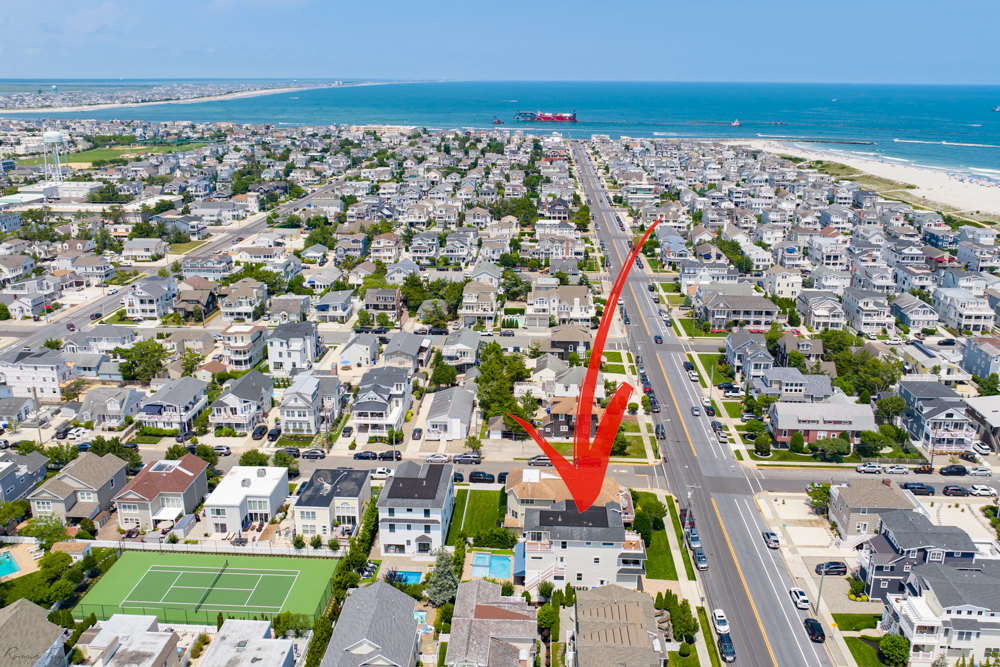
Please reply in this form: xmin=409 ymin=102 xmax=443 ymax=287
xmin=894 ymin=138 xmax=1000 ymax=149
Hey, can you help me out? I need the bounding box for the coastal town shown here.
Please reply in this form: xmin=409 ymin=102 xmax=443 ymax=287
xmin=2 ymin=116 xmax=1000 ymax=667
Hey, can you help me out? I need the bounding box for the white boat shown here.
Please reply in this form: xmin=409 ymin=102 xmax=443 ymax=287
xmin=731 ymin=119 xmax=741 ymax=127
xmin=994 ymin=106 xmax=1000 ymax=112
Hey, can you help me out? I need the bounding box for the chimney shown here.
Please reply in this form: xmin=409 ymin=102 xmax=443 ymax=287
xmin=882 ymin=478 xmax=891 ymax=487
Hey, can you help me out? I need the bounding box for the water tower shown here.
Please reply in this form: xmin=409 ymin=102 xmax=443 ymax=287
xmin=43 ymin=131 xmax=69 ymax=182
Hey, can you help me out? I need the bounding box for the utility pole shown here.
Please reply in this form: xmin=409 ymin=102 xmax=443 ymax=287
xmin=32 ymin=385 xmax=43 ymax=447
xmin=814 ymin=567 xmax=827 ymax=615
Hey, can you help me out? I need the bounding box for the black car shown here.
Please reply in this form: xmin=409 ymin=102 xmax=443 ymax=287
xmin=342 ymin=426 xmax=354 ymax=438
xmin=938 ymin=338 xmax=957 ymax=346
xmin=683 ymin=361 xmax=695 ymax=371
xmin=940 ymin=464 xmax=968 ymax=476
xmin=90 ymin=312 xmax=102 ymax=320
xmin=815 ymin=562 xmax=848 ymax=576
xmin=281 ymin=447 xmax=301 ymax=458
xmin=267 ymin=427 xmax=282 ymax=442
xmin=655 ymin=424 xmax=666 ymax=440
xmin=902 ymin=482 xmax=935 ymax=496
xmin=453 ymin=472 xmax=464 ymax=483
xmin=372 ymin=327 xmax=388 ymax=335
xmin=717 ymin=382 xmax=736 ymax=391
xmin=353 ymin=326 xmax=372 ymax=334
xmin=959 ymin=452 xmax=979 ymax=463
xmin=718 ymin=634 xmax=736 ymax=663
xmin=430 ymin=327 xmax=449 ymax=335
xmin=412 ymin=428 xmax=423 ymax=441
xmin=804 ymin=618 xmax=825 ymax=643
xmin=944 ymin=485 xmax=970 ymax=497
xmin=378 ymin=450 xmax=402 ymax=461
xmin=649 ymin=395 xmax=660 ymax=413
xmin=498 ymin=472 xmax=508 ymax=484
xmin=353 ymin=451 xmax=377 ymax=460
xmin=705 ymin=405 xmax=716 ymax=417
xmin=469 ymin=471 xmax=495 ymax=484
xmin=252 ymin=425 xmax=268 ymax=440
xmin=647 ymin=284 xmax=655 ymax=292
xmin=123 ymin=442 xmax=139 ymax=451
xmin=175 ymin=431 xmax=196 ymax=443
xmin=654 ymin=335 xmax=663 ymax=344
xmin=710 ymin=421 xmax=724 ymax=432
xmin=55 ymin=427 xmax=71 ymax=440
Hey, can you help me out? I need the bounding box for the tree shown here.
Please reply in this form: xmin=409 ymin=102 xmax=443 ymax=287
xmin=181 ymin=349 xmax=203 ymax=377
xmin=633 ymin=510 xmax=653 ymax=546
xmin=857 ymin=430 xmax=891 ymax=458
xmin=239 ymin=448 xmax=270 ymax=466
xmin=310 ymin=534 xmax=323 ymax=549
xmin=879 ymin=634 xmax=910 ymax=667
xmin=0 ymin=499 xmax=30 ymax=525
xmin=537 ymin=603 xmax=559 ymax=641
xmin=808 ymin=436 xmax=851 ymax=461
xmin=0 ymin=302 xmax=10 ymax=320
xmin=19 ymin=516 xmax=68 ymax=550
xmin=292 ymin=534 xmax=306 ymax=549
xmin=273 ymin=451 xmax=300 ymax=475
xmin=90 ymin=435 xmax=142 ymax=469
xmin=194 ymin=444 xmax=219 ymax=468
xmin=806 ymin=483 xmax=832 ymax=515
xmin=356 ymin=309 xmax=373 ymax=327
xmin=790 ymin=431 xmax=805 ymax=453
xmin=754 ymin=434 xmax=772 ymax=457
xmin=537 ymin=580 xmax=555 ymax=602
xmin=875 ymin=396 xmax=907 ymax=424
xmin=115 ymin=339 xmax=169 ymax=384
xmin=672 ymin=599 xmax=698 ymax=643
xmin=979 ymin=373 xmax=1000 ymax=397
xmin=44 ymin=443 xmax=78 ymax=468
xmin=745 ymin=419 xmax=766 ymax=436
xmin=431 ymin=363 xmax=457 ymax=387
xmin=426 ymin=548 xmax=459 ymax=606
xmin=157 ymin=266 xmax=170 ymax=278
xmin=41 ymin=338 xmax=63 ymax=350
xmin=465 ymin=435 xmax=482 ymax=453
xmin=859 ymin=389 xmax=871 ymax=405
xmin=375 ymin=312 xmax=392 ymax=328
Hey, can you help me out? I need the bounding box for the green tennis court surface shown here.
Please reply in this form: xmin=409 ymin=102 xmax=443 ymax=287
xmin=75 ymin=552 xmax=338 ymax=623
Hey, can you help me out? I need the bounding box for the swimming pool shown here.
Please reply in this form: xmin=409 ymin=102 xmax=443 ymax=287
xmin=470 ymin=553 xmax=512 ymax=579
xmin=394 ymin=571 xmax=423 ymax=585
xmin=0 ymin=552 xmax=21 ymax=578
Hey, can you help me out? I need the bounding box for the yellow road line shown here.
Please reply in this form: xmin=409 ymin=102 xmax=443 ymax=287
xmin=712 ymin=498 xmax=779 ymax=667
xmin=659 ymin=354 xmax=697 ymax=458
xmin=628 ymin=283 xmax=651 ymax=337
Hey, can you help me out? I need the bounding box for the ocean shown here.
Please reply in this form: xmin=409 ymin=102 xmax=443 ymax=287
xmin=3 ymin=81 xmax=1000 ymax=174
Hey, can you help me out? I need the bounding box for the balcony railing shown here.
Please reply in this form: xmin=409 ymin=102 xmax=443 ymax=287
xmin=525 ymin=542 xmax=554 ymax=552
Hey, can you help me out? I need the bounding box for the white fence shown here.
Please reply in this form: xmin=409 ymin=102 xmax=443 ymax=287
xmin=0 ymin=535 xmax=40 ymax=545
xmin=84 ymin=539 xmax=345 ymax=558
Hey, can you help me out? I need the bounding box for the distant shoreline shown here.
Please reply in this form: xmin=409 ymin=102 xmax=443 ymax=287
xmin=2 ymin=81 xmax=421 ymax=114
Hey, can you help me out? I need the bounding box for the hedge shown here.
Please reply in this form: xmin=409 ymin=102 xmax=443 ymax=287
xmin=139 ymin=427 xmax=180 ymax=437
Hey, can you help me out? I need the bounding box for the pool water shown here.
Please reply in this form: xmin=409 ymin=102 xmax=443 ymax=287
xmin=0 ymin=552 xmax=20 ymax=577
xmin=470 ymin=553 xmax=512 ymax=579
xmin=394 ymin=571 xmax=423 ymax=585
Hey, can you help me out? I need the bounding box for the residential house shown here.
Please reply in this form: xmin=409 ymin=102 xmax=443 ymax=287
xmin=933 ymin=287 xmax=996 ymax=333
xmin=181 ymin=255 xmax=240 ymax=280
xmin=425 ymin=386 xmax=474 ymax=442
xmin=122 ymin=239 xmax=167 ymax=262
xmin=963 ymin=337 xmax=1000 ymax=382
xmin=0 ymin=599 xmax=68 ymax=667
xmin=0 ymin=347 xmax=73 ymax=400
xmin=524 ymin=285 xmax=595 ymax=328
xmin=570 ymin=586 xmax=669 ymax=667
xmin=209 ymin=370 xmax=273 ymax=434
xmin=445 ymin=581 xmax=537 ymax=667
xmin=269 ymin=294 xmax=311 ymax=323
xmin=62 ymin=325 xmax=137 ymax=355
xmin=762 ymin=265 xmax=803 ymax=300
xmin=828 ymin=479 xmax=916 ymax=539
xmin=470 ymin=262 xmax=503 ymax=289
xmin=370 ymin=233 xmax=402 ymax=263
xmin=442 ymin=329 xmax=480 ymax=371
xmin=459 ymin=281 xmax=498 ymax=326
xmin=842 ymin=287 xmax=895 ymax=336
xmin=295 ymin=469 xmax=371 ymax=536
xmin=78 ymin=387 xmax=143 ymax=430
xmin=776 ymin=333 xmax=823 ymax=368
xmin=319 ymin=582 xmax=419 ymax=667
xmin=386 ymin=258 xmax=419 ymax=285
xmin=700 ymin=293 xmax=783 ymax=328
xmin=276 ymin=370 xmax=342 ymax=436
xmin=77 ymin=615 xmax=181 ymax=667
xmin=339 ymin=333 xmax=379 ymax=368
xmin=28 ymin=452 xmax=127 ymax=527
xmin=300 ymin=244 xmax=329 ymax=262
xmin=890 ymin=292 xmax=940 ymax=331
xmin=796 ymin=290 xmax=847 ymax=330
xmin=174 ymin=288 xmax=217 ymax=321
xmin=267 ymin=321 xmax=320 ymax=377
xmin=377 ymin=462 xmax=454 ymax=556
xmin=0 ymin=449 xmax=48 ymax=503
xmin=137 ymin=376 xmax=209 ymax=432
xmin=203 ymin=466 xmax=289 ymax=533
xmin=518 ymin=501 xmax=645 ymax=590
xmin=0 ymin=255 xmax=35 ymax=285
xmin=383 ymin=332 xmax=431 ymax=373
xmin=907 ymin=396 xmax=976 ymax=455
xmin=749 ymin=367 xmax=834 ymax=403
xmin=354 ymin=367 xmax=411 ymax=444
xmin=112 ymin=454 xmax=209 ymax=530
xmin=768 ymin=392 xmax=878 ymax=448
xmin=540 ymin=397 xmax=601 ymax=441
xmin=725 ymin=330 xmax=774 ymax=379
xmin=503 ymin=466 xmax=632 ymax=531
xmin=124 ymin=276 xmax=177 ymax=320
xmin=315 ymin=290 xmax=354 ymax=323
xmin=364 ymin=288 xmax=402 ymax=323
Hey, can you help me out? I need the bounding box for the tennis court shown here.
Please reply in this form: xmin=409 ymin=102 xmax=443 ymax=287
xmin=75 ymin=552 xmax=338 ymax=624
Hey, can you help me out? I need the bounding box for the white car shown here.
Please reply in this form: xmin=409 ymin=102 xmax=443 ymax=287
xmin=701 ymin=396 xmax=712 ymax=407
xmin=886 ymin=337 xmax=903 ymax=345
xmin=971 ymin=485 xmax=998 ymax=497
xmin=688 ymin=371 xmax=699 ymax=382
xmin=883 ymin=465 xmax=909 ymax=474
xmin=974 ymin=443 xmax=993 ymax=457
xmin=712 ymin=609 xmax=730 ymax=635
xmin=856 ymin=463 xmax=883 ymax=474
xmin=970 ymin=467 xmax=993 ymax=477
xmin=107 ymin=287 xmax=118 ymax=295
xmin=67 ymin=428 xmax=87 ymax=441
xmin=425 ymin=453 xmax=451 ymax=463
xmin=370 ymin=467 xmax=393 ymax=480
xmin=789 ymin=587 xmax=811 ymax=610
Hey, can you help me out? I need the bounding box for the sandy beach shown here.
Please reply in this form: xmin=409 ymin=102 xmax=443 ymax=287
xmin=731 ymin=139 xmax=1000 ymax=216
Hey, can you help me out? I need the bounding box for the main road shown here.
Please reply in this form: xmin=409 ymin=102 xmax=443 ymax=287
xmin=572 ymin=141 xmax=835 ymax=667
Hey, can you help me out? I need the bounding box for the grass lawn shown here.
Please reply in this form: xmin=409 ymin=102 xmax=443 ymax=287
xmin=445 ymin=489 xmax=469 ymax=546
xmin=723 ymin=401 xmax=743 ymax=419
xmin=667 ymin=294 xmax=686 ymax=306
xmin=169 ymin=239 xmax=210 ymax=255
xmin=133 ymin=436 xmax=162 ymax=445
xmin=102 ymin=309 xmax=132 ymax=325
xmin=832 ymin=614 xmax=882 ymax=632
xmin=604 ymin=351 xmax=623 ymax=363
xmin=605 ymin=364 xmax=626 ymax=375
xmin=697 ymin=354 xmax=728 ymax=386
xmin=668 ymin=650 xmax=700 ymax=667
xmin=624 ymin=422 xmax=641 ymax=433
xmin=21 ymin=143 xmax=207 ymax=166
xmin=667 ymin=496 xmax=696 ymax=580
xmin=747 ymin=449 xmax=818 ymax=463
xmin=634 ymin=492 xmax=677 ymax=580
xmin=463 ymin=490 xmax=501 ymax=536
xmin=679 ymin=318 xmax=696 ymax=337
xmin=844 ymin=638 xmax=881 ymax=667
xmin=698 ymin=607 xmax=723 ymax=667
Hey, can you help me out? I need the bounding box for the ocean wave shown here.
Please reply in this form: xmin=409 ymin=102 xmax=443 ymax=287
xmin=971 ymin=168 xmax=1000 ymax=174
xmin=894 ymin=139 xmax=1000 ymax=149
xmin=653 ymin=132 xmax=678 ymax=136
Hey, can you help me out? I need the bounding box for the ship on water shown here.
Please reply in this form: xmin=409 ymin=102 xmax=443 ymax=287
xmin=514 ymin=110 xmax=578 ymax=122
xmin=492 ymin=116 xmax=504 ymax=124
xmin=731 ymin=119 xmax=741 ymax=127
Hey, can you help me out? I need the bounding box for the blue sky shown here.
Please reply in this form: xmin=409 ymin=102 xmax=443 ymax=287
xmin=3 ymin=0 xmax=998 ymax=84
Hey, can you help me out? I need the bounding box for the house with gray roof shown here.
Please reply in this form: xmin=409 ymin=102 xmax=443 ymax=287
xmin=137 ymin=376 xmax=208 ymax=432
xmin=295 ymin=468 xmax=371 ymax=535
xmin=267 ymin=321 xmax=321 ymax=377
xmin=276 ymin=370 xmax=341 ymax=436
xmin=0 ymin=598 xmax=67 ymax=667
xmin=572 ymin=585 xmax=670 ymax=667
xmin=749 ymin=367 xmax=833 ymax=403
xmin=470 ymin=261 xmax=503 ymax=289
xmin=306 ymin=265 xmax=344 ymax=290
xmin=417 ymin=298 xmax=448 ymax=322
xmin=28 ymin=452 xmax=127 ymax=527
xmin=269 ymin=294 xmax=311 ymax=323
xmin=122 ymin=238 xmax=167 ymax=262
xmin=124 ymin=276 xmax=177 ymax=320
xmin=445 ymin=580 xmax=537 ymax=667
xmin=339 ymin=333 xmax=379 ymax=368
xmin=829 ymin=478 xmax=915 ymax=539
xmin=724 ymin=330 xmax=773 ymax=379
xmin=301 ymin=244 xmax=329 ymax=261
xmin=320 ymin=581 xmax=419 ymax=667
xmin=442 ymin=329 xmax=480 ymax=371
xmin=0 ymin=449 xmax=48 ymax=502
xmin=199 ymin=619 xmax=293 ymax=667
xmin=315 ymin=289 xmax=354 ymax=323
xmin=79 ymin=387 xmax=144 ymax=430
xmin=386 ymin=258 xmax=419 ymax=285
xmin=61 ymin=324 xmax=138 ymax=355
xmin=383 ymin=331 xmax=430 ymax=373
xmin=518 ymin=501 xmax=645 ymax=590
xmin=377 ymin=462 xmax=455 ymax=556
xmin=425 ymin=386 xmax=474 ymax=442
xmin=208 ymin=370 xmax=272 ymax=434
xmin=354 ymin=367 xmax=411 ymax=445
xmin=769 ymin=391 xmax=878 ymax=450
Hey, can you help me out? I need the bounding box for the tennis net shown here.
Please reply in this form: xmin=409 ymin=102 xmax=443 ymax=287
xmin=194 ymin=559 xmax=229 ymax=612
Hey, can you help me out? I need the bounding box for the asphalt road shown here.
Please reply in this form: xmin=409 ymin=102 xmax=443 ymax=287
xmin=572 ymin=142 xmax=834 ymax=667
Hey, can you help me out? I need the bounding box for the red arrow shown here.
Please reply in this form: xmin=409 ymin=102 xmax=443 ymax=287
xmin=508 ymin=217 xmax=661 ymax=512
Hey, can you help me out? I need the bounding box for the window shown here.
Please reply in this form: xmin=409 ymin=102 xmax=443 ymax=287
xmin=388 ymin=524 xmax=395 ymax=533
xmin=424 ymin=525 xmax=430 ymax=533
xmin=210 ymin=508 xmax=225 ymax=517
xmin=908 ymin=549 xmax=918 ymax=558
xmin=929 ymin=551 xmax=944 ymax=562
xmin=424 ymin=509 xmax=430 ymax=518
xmin=388 ymin=508 xmax=394 ymax=517
xmin=859 ymin=507 xmax=868 ymax=515
xmin=300 ymin=511 xmax=316 ymax=521
xmin=576 ymin=573 xmax=583 ymax=582
xmin=301 ymin=524 xmax=316 ymax=535
xmin=593 ymin=558 xmax=600 ymax=564
xmin=881 ymin=581 xmax=889 ymax=589
xmin=120 ymin=503 xmax=138 ymax=513
xmin=78 ymin=491 xmax=94 ymax=502
xmin=957 ymin=631 xmax=976 ymax=642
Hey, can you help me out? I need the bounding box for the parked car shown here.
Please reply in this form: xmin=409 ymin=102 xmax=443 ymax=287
xmin=940 ymin=465 xmax=968 ymax=476
xmin=970 ymin=467 xmax=993 ymax=476
xmin=655 ymin=424 xmax=666 ymax=440
xmin=883 ymin=465 xmax=909 ymax=474
xmin=267 ymin=427 xmax=282 ymax=442
xmin=914 ymin=464 xmax=935 ymax=475
xmin=938 ymin=338 xmax=957 ymax=346
xmin=469 ymin=471 xmax=495 ymax=484
xmin=712 ymin=609 xmax=730 ymax=635
xmin=252 ymin=425 xmax=268 ymax=440
xmin=341 ymin=426 xmax=354 ymax=438
xmin=453 ymin=472 xmax=464 ymax=483
xmin=649 ymin=395 xmax=660 ymax=413
xmin=425 ymin=454 xmax=451 ymax=463
xmin=497 ymin=472 xmax=508 ymax=485
xmin=175 ymin=431 xmax=196 ymax=443
xmin=107 ymin=287 xmax=118 ymax=295
xmin=302 ymin=449 xmax=326 ymax=460
xmin=970 ymin=485 xmax=997 ymax=497
xmin=815 ymin=562 xmax=848 ymax=576
xmin=353 ymin=451 xmax=377 ymax=460
xmin=718 ymin=634 xmax=736 ymax=663
xmin=412 ymin=428 xmax=423 ymax=441
xmin=75 ymin=442 xmax=90 ymax=451
xmin=804 ymin=618 xmax=826 ymax=643
xmin=974 ymin=442 xmax=993 ymax=457
xmin=762 ymin=531 xmax=780 ymax=549
xmin=943 ymin=485 xmax=971 ymax=497
xmin=856 ymin=462 xmax=882 ymax=474
xmin=705 ymin=405 xmax=716 ymax=417
xmin=528 ymin=455 xmax=551 ymax=467
xmin=214 ymin=445 xmax=231 ymax=456
xmin=789 ymin=587 xmax=810 ymax=610
xmin=691 ymin=406 xmax=702 ymax=417
xmin=370 ymin=467 xmax=392 ymax=480
xmin=378 ymin=450 xmax=402 ymax=461
xmin=55 ymin=427 xmax=71 ymax=440
xmin=901 ymin=482 xmax=935 ymax=496
xmin=454 ymin=453 xmax=482 ymax=465
xmin=686 ymin=528 xmax=702 ymax=549
xmin=123 ymin=442 xmax=139 ymax=451
xmin=694 ymin=548 xmax=709 ymax=571
xmin=740 ymin=413 xmax=756 ymax=422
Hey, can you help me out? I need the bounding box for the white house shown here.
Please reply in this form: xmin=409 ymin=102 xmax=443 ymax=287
xmin=425 ymin=386 xmax=474 ymax=442
xmin=376 ymin=462 xmax=454 ymax=556
xmin=294 ymin=468 xmax=371 ymax=537
xmin=203 ymin=466 xmax=289 ymax=533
